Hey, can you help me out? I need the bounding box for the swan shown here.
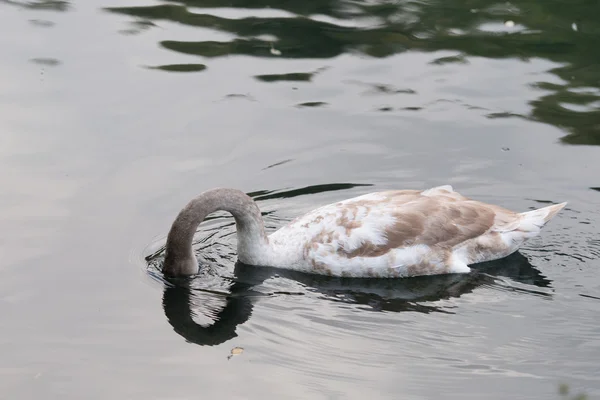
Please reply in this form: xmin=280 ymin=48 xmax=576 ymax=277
xmin=162 ymin=185 xmax=566 ymax=278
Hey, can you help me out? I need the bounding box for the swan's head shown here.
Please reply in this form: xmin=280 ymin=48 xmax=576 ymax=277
xmin=163 ymin=250 xmax=198 ymax=277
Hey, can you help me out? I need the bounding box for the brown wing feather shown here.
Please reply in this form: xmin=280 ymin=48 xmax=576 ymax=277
xmin=338 ymin=193 xmax=499 ymax=259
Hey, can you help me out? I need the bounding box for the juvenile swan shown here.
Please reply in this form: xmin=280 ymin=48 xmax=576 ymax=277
xmin=163 ymin=185 xmax=566 ymax=278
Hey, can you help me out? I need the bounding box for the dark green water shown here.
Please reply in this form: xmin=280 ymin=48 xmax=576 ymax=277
xmin=0 ymin=0 xmax=599 ymax=398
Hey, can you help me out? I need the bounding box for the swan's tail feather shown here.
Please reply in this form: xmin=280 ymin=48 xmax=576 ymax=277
xmin=518 ymin=202 xmax=567 ymax=233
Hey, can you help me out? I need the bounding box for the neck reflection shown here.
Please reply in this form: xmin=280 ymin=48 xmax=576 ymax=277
xmin=161 ymin=251 xmax=552 ymax=346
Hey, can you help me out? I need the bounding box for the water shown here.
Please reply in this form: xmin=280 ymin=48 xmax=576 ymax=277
xmin=1 ymin=0 xmax=599 ymax=398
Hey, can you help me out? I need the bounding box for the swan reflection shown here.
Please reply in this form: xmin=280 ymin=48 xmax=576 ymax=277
xmin=161 ymin=252 xmax=552 ymax=346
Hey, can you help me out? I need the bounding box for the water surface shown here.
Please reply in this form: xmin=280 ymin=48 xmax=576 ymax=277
xmin=1 ymin=0 xmax=599 ymax=398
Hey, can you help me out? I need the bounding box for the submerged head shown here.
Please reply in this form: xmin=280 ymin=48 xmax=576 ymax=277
xmin=163 ymin=251 xmax=198 ymax=277
xmin=160 ymin=188 xmax=268 ymax=278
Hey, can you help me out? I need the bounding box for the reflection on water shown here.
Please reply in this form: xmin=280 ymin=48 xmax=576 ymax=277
xmin=1 ymin=0 xmax=70 ymax=11
xmin=105 ymin=0 xmax=600 ymax=145
xmin=147 ymin=63 xmax=207 ymax=72
xmin=162 ymin=277 xmax=256 ymax=346
xmin=159 ymin=253 xmax=551 ymax=346
xmin=248 ymin=182 xmax=373 ymax=200
xmin=255 ymin=66 xmax=328 ymax=83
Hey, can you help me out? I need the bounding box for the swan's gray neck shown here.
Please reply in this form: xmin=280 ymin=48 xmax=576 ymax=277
xmin=163 ymin=188 xmax=268 ymax=276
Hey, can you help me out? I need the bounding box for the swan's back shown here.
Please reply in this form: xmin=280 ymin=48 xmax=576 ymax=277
xmin=267 ymin=185 xmax=566 ymax=278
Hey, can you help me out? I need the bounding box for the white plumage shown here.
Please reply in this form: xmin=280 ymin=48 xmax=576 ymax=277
xmin=163 ymin=185 xmax=567 ymax=278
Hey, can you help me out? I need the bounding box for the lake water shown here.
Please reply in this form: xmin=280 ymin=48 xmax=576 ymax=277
xmin=1 ymin=0 xmax=599 ymax=399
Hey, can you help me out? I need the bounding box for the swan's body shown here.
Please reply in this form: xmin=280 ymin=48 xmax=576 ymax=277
xmin=163 ymin=186 xmax=566 ymax=278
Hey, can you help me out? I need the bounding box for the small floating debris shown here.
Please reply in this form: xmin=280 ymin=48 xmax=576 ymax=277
xmin=270 ymin=43 xmax=282 ymax=56
xmin=504 ymin=20 xmax=515 ymax=27
xmin=572 ymin=23 xmax=578 ymax=31
xmin=501 ymin=147 xmax=510 ymax=151
xmin=227 ymin=347 xmax=244 ymax=360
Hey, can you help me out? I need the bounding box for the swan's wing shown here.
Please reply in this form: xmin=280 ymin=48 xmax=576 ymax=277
xmin=421 ymin=184 xmax=471 ymax=200
xmin=330 ymin=197 xmax=499 ymax=257
xmin=270 ymin=187 xmax=525 ymax=277
xmin=294 ymin=190 xmax=522 ymax=276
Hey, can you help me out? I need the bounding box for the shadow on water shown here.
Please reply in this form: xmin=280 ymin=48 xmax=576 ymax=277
xmin=160 ymin=252 xmax=552 ymax=346
xmin=103 ymin=0 xmax=600 ymax=145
